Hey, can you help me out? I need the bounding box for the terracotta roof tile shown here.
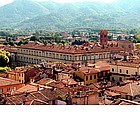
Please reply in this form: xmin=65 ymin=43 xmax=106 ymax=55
xmin=18 ymin=41 xmax=133 ymax=54
xmin=36 ymin=78 xmax=54 ymax=86
xmin=0 ymin=77 xmax=21 ymax=87
xmin=79 ymin=66 xmax=99 ymax=74
xmin=14 ymin=84 xmax=38 ymax=94
xmin=62 ymin=78 xmax=77 ymax=86
xmin=108 ymin=82 xmax=140 ymax=97
xmin=5 ymin=88 xmax=56 ymax=105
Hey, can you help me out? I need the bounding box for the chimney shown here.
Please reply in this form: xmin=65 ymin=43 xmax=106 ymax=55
xmin=37 ymin=85 xmax=40 ymax=91
xmin=25 ymin=91 xmax=30 ymax=97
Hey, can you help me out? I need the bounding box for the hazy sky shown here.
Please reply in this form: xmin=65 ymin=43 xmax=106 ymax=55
xmin=0 ymin=0 xmax=116 ymax=6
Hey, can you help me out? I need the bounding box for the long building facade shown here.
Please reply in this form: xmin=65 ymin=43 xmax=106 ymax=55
xmin=16 ymin=40 xmax=134 ymax=66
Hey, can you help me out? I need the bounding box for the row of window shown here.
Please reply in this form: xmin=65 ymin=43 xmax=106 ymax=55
xmin=121 ymin=45 xmax=132 ymax=48
xmin=11 ymin=74 xmax=24 ymax=78
xmin=18 ymin=56 xmax=42 ymax=64
xmin=19 ymin=80 xmax=24 ymax=83
xmin=112 ymin=68 xmax=138 ymax=75
xmin=18 ymin=50 xmax=111 ymax=61
xmin=112 ymin=77 xmax=122 ymax=82
xmin=0 ymin=87 xmax=17 ymax=93
xmin=112 ymin=68 xmax=129 ymax=74
xmin=86 ymin=75 xmax=97 ymax=81
xmin=18 ymin=53 xmax=110 ymax=62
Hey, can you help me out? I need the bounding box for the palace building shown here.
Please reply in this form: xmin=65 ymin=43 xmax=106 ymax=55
xmin=16 ymin=30 xmax=134 ymax=66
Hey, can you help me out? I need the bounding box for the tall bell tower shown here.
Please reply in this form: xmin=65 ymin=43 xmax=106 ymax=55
xmin=100 ymin=30 xmax=108 ymax=46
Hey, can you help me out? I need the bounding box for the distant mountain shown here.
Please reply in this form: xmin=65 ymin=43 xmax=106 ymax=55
xmin=0 ymin=0 xmax=49 ymax=27
xmin=0 ymin=0 xmax=140 ymax=31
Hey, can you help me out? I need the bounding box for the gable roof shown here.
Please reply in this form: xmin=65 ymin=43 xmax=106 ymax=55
xmin=108 ymin=82 xmax=140 ymax=97
xmin=0 ymin=77 xmax=21 ymax=87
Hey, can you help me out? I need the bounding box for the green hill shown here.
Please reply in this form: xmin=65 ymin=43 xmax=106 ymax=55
xmin=0 ymin=0 xmax=140 ymax=31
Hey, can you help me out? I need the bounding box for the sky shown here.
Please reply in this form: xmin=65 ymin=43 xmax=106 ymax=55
xmin=0 ymin=0 xmax=116 ymax=6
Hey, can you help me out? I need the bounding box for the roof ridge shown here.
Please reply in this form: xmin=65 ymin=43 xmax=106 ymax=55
xmin=129 ymin=83 xmax=134 ymax=96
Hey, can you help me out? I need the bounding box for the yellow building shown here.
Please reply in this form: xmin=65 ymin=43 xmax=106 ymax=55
xmin=74 ymin=66 xmax=99 ymax=85
xmin=7 ymin=68 xmax=26 ymax=83
xmin=74 ymin=61 xmax=110 ymax=85
xmin=7 ymin=67 xmax=41 ymax=84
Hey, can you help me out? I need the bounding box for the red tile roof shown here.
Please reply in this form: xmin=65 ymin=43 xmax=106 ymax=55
xmin=108 ymin=82 xmax=140 ymax=97
xmin=62 ymin=78 xmax=77 ymax=86
xmin=0 ymin=77 xmax=21 ymax=87
xmin=14 ymin=84 xmax=38 ymax=94
xmin=111 ymin=99 xmax=140 ymax=105
xmin=5 ymin=88 xmax=56 ymax=105
xmin=35 ymin=78 xmax=54 ymax=86
xmin=0 ymin=46 xmax=17 ymax=53
xmin=79 ymin=66 xmax=99 ymax=74
xmin=17 ymin=41 xmax=133 ymax=54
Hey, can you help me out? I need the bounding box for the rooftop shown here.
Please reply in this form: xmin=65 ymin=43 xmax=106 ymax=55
xmin=14 ymin=84 xmax=38 ymax=94
xmin=62 ymin=78 xmax=77 ymax=86
xmin=35 ymin=78 xmax=55 ymax=86
xmin=108 ymin=81 xmax=140 ymax=97
xmin=78 ymin=61 xmax=110 ymax=74
xmin=110 ymin=59 xmax=140 ymax=68
xmin=110 ymin=99 xmax=140 ymax=105
xmin=17 ymin=41 xmax=133 ymax=54
xmin=5 ymin=88 xmax=56 ymax=105
xmin=0 ymin=45 xmax=17 ymax=53
xmin=79 ymin=66 xmax=99 ymax=74
xmin=0 ymin=77 xmax=21 ymax=87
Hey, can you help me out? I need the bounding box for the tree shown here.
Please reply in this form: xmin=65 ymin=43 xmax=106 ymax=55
xmin=8 ymin=42 xmax=14 ymax=46
xmin=47 ymin=41 xmax=52 ymax=44
xmin=30 ymin=36 xmax=39 ymax=41
xmin=117 ymin=36 xmax=122 ymax=41
xmin=0 ymin=50 xmax=10 ymax=67
xmin=61 ymin=40 xmax=66 ymax=45
xmin=136 ymin=31 xmax=140 ymax=43
xmin=0 ymin=67 xmax=11 ymax=74
xmin=54 ymin=35 xmax=61 ymax=43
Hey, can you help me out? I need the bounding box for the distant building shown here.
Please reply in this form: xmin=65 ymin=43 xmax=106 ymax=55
xmin=100 ymin=30 xmax=108 ymax=46
xmin=14 ymin=30 xmax=134 ymax=66
xmin=60 ymin=32 xmax=69 ymax=37
xmin=16 ymin=41 xmax=133 ymax=66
